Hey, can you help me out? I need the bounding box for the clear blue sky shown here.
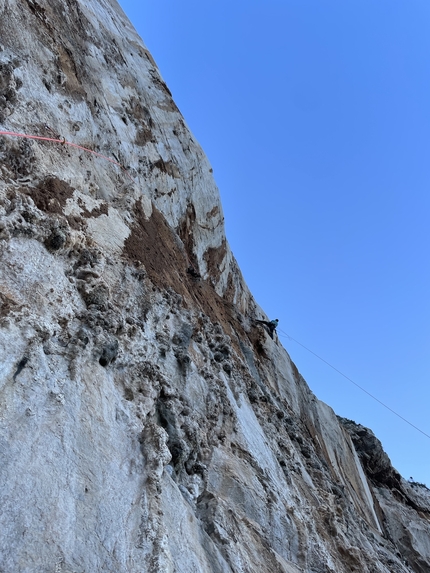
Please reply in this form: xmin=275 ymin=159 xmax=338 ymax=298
xmin=118 ymin=0 xmax=430 ymax=485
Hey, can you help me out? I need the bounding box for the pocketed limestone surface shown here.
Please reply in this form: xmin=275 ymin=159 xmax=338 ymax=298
xmin=0 ymin=1 xmax=429 ymax=572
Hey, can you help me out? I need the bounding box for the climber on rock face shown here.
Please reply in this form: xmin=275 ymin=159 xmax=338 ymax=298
xmin=255 ymin=318 xmax=279 ymax=339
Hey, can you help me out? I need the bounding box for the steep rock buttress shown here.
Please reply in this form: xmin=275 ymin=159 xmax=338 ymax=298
xmin=0 ymin=1 xmax=429 ymax=572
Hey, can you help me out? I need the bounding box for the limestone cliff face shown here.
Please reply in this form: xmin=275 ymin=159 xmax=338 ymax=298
xmin=0 ymin=1 xmax=428 ymax=572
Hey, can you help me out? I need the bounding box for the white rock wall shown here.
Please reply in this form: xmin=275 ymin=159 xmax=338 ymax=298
xmin=0 ymin=1 xmax=429 ymax=573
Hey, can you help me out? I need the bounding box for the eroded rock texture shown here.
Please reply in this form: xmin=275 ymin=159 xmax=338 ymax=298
xmin=0 ymin=1 xmax=429 ymax=572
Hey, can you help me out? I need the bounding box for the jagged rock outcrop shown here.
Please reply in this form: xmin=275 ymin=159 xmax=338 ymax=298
xmin=0 ymin=1 xmax=429 ymax=572
xmin=339 ymin=418 xmax=430 ymax=573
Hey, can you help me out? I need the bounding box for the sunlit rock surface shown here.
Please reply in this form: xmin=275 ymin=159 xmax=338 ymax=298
xmin=0 ymin=1 xmax=429 ymax=572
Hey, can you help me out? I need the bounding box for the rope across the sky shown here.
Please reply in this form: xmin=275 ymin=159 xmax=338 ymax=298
xmin=278 ymin=328 xmax=430 ymax=441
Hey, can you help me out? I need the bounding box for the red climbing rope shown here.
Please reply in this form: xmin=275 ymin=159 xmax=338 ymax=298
xmin=0 ymin=129 xmax=135 ymax=182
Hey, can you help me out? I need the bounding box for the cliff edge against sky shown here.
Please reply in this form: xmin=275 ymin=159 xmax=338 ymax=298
xmin=0 ymin=1 xmax=429 ymax=572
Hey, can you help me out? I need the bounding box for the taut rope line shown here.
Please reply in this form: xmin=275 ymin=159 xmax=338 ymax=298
xmin=0 ymin=130 xmax=135 ymax=182
xmin=278 ymin=328 xmax=430 ymax=441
